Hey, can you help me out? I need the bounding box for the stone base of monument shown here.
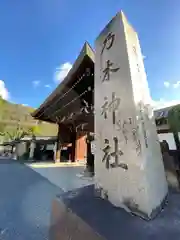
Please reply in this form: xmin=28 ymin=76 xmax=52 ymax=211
xmin=49 ymin=185 xmax=180 ymax=240
xmin=94 ymin=186 xmax=168 ymax=221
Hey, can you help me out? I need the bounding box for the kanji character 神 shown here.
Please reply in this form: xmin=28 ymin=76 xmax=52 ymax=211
xmin=101 ymin=93 xmax=120 ymax=123
xmin=108 ymin=92 xmax=121 ymax=125
xmin=101 ymin=97 xmax=109 ymax=119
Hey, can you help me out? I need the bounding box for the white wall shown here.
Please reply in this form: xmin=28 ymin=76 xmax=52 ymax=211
xmin=158 ymin=133 xmax=176 ymax=150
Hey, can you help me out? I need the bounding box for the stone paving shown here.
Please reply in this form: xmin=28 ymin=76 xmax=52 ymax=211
xmin=2 ymin=158 xmax=180 ymax=240
xmin=0 ymin=159 xmax=93 ymax=240
xmin=58 ymin=185 xmax=180 ymax=240
xmin=27 ymin=162 xmax=94 ymax=192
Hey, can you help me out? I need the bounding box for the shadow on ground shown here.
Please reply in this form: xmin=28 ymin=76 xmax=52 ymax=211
xmin=57 ymin=185 xmax=180 ymax=240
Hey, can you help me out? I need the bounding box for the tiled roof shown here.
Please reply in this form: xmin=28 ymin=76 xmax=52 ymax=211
xmin=154 ymin=104 xmax=180 ymax=119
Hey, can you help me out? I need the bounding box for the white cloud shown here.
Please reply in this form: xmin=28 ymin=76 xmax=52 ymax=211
xmin=0 ymin=80 xmax=9 ymax=100
xmin=44 ymin=84 xmax=51 ymax=88
xmin=152 ymin=98 xmax=180 ymax=110
xmin=163 ymin=81 xmax=170 ymax=88
xmin=173 ymin=81 xmax=180 ymax=89
xmin=54 ymin=62 xmax=72 ymax=83
xmin=32 ymin=80 xmax=40 ymax=88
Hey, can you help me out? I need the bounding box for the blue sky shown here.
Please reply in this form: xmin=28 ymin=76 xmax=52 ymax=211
xmin=0 ymin=0 xmax=180 ymax=109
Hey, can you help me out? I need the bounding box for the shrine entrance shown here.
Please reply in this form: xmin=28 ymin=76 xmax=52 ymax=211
xmin=61 ymin=145 xmax=72 ymax=162
xmin=86 ymin=133 xmax=94 ymax=174
xmin=32 ymin=42 xmax=94 ymax=168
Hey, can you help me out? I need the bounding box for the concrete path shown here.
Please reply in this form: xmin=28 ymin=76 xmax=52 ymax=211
xmin=4 ymin=159 xmax=180 ymax=240
xmin=27 ymin=162 xmax=94 ymax=192
xmin=0 ymin=159 xmax=93 ymax=240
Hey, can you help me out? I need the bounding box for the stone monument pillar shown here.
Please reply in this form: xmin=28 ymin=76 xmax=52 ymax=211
xmin=95 ymin=11 xmax=168 ymax=219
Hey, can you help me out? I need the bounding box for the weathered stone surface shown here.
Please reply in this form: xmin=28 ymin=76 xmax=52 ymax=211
xmin=95 ymin=11 xmax=168 ymax=218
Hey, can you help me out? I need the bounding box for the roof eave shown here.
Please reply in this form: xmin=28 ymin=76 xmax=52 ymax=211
xmin=32 ymin=42 xmax=94 ymax=118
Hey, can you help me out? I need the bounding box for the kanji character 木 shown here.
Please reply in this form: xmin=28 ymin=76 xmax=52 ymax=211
xmin=102 ymin=60 xmax=120 ymax=82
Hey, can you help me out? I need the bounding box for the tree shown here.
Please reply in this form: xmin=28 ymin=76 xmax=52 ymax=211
xmin=5 ymin=125 xmax=27 ymax=142
xmin=168 ymin=105 xmax=180 ymax=149
xmin=0 ymin=96 xmax=6 ymax=106
xmin=0 ymin=96 xmax=6 ymax=120
xmin=0 ymin=97 xmax=7 ymax=140
xmin=5 ymin=124 xmax=40 ymax=142
xmin=0 ymin=123 xmax=7 ymax=136
xmin=26 ymin=125 xmax=40 ymax=139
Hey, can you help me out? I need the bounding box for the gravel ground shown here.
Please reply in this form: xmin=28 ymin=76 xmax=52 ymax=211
xmin=0 ymin=159 xmax=62 ymax=240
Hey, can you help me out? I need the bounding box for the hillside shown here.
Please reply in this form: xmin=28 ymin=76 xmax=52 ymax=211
xmin=0 ymin=98 xmax=58 ymax=141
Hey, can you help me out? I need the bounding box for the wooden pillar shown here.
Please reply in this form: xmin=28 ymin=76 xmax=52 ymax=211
xmin=71 ymin=131 xmax=76 ymax=162
xmin=55 ymin=143 xmax=61 ymax=162
xmin=54 ymin=124 xmax=61 ymax=163
xmin=86 ymin=133 xmax=94 ymax=173
xmin=75 ymin=131 xmax=87 ymax=162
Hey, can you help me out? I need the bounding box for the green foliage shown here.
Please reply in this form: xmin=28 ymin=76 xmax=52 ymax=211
xmin=168 ymin=105 xmax=180 ymax=132
xmin=26 ymin=125 xmax=40 ymax=137
xmin=0 ymin=96 xmax=6 ymax=106
xmin=3 ymin=125 xmax=40 ymax=141
xmin=0 ymin=123 xmax=6 ymax=135
xmin=0 ymin=99 xmax=58 ymax=142
xmin=5 ymin=126 xmax=26 ymax=141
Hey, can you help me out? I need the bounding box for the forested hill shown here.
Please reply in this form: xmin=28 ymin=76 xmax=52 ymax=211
xmin=0 ymin=98 xmax=58 ymax=141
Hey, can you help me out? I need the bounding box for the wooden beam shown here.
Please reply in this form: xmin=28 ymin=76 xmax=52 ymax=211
xmin=32 ymin=42 xmax=94 ymax=119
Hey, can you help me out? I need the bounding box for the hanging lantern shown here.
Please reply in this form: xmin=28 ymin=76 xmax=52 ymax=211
xmin=86 ymin=68 xmax=91 ymax=76
xmin=88 ymin=86 xmax=91 ymax=91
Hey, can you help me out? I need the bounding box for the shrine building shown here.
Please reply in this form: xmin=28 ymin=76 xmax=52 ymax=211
xmin=32 ymin=42 xmax=95 ymax=167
